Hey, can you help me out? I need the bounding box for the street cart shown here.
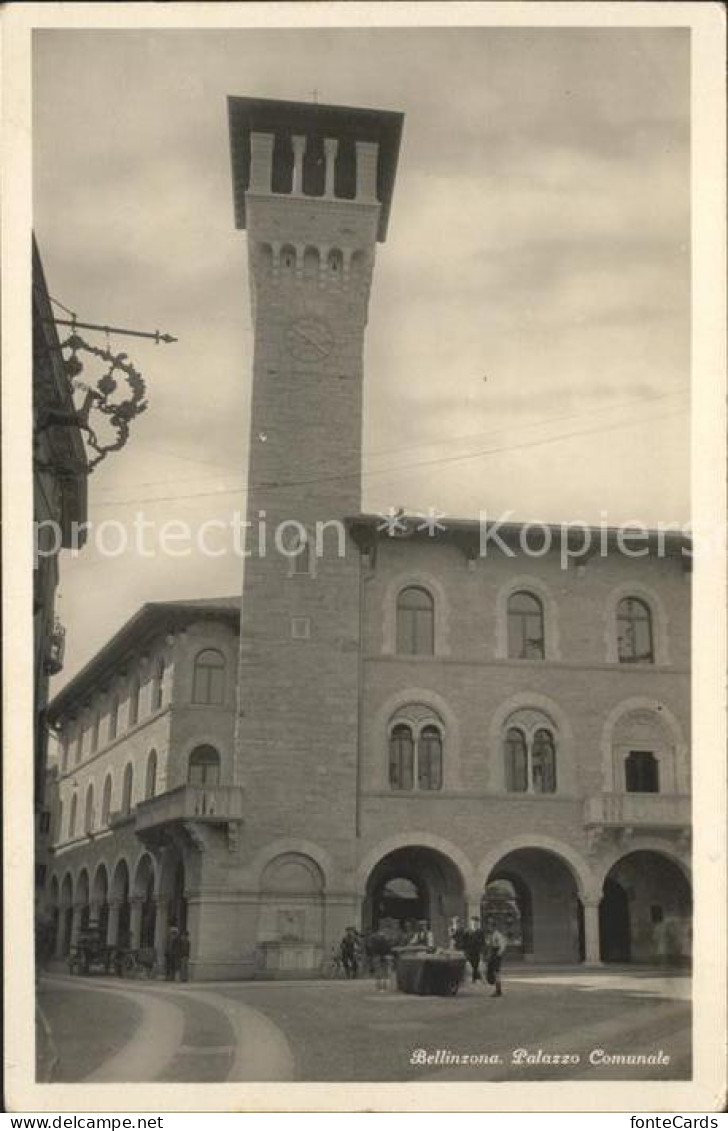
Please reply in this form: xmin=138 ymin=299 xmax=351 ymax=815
xmin=395 ymin=948 xmax=466 ymax=996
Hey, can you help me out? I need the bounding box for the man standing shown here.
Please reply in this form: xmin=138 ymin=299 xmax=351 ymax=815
xmin=450 ymin=916 xmax=466 ymax=952
xmin=484 ymin=917 xmax=508 ymax=998
xmin=463 ymin=916 xmax=485 ymax=983
xmin=368 ymin=929 xmax=392 ymax=991
xmin=340 ymin=927 xmax=359 ymax=979
xmin=165 ymin=925 xmax=180 ymax=982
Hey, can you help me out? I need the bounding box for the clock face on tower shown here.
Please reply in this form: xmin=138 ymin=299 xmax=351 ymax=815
xmin=285 ymin=316 xmax=334 ymax=362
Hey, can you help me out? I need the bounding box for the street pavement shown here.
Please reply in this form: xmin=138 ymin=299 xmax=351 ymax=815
xmin=37 ymin=966 xmax=691 ymax=1084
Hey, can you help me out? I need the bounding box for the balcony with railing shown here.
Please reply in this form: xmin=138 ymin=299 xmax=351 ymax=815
xmin=584 ymin=792 xmax=690 ymax=831
xmin=135 ymin=784 xmax=244 ymax=837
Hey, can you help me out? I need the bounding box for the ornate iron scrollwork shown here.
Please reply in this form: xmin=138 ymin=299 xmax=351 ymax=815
xmin=35 ymin=332 xmax=148 ymax=473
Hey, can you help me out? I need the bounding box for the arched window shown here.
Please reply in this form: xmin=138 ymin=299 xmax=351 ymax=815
xmin=75 ymin=724 xmax=84 ymax=764
xmin=507 ymin=591 xmax=545 ymax=659
xmin=418 ymin=725 xmax=443 ymax=790
xmin=145 ymin=750 xmax=158 ymax=800
xmin=69 ymin=792 xmax=78 ymax=839
xmin=84 ymin=784 xmax=94 ymax=834
xmin=388 ymin=724 xmax=414 ymax=791
xmin=396 ymin=587 xmax=434 ymax=656
xmin=188 ymin=745 xmax=221 ymax=787
xmin=617 ymin=597 xmax=654 ymax=664
xmin=625 ymin=750 xmax=659 ymax=793
xmin=328 ymin=248 xmax=343 ymax=277
xmin=258 ymin=242 xmax=274 ymax=277
xmin=280 ymin=243 xmax=296 ymax=273
xmin=129 ymin=675 xmax=140 ymax=726
xmin=109 ymin=695 xmax=119 ymax=741
xmin=612 ymin=708 xmax=677 ymax=794
xmin=531 ymin=728 xmax=557 ymax=793
xmin=60 ymin=732 xmax=69 ymax=773
xmin=121 ymin=763 xmax=134 ymax=816
xmin=504 ymin=728 xmax=528 ymax=792
xmin=192 ymin=650 xmax=226 ymax=705
xmin=388 ymin=709 xmax=444 ymax=792
xmin=303 ymin=246 xmax=319 ymax=282
xmin=153 ymin=659 xmax=165 ymax=711
xmin=101 ymin=774 xmax=113 ymax=825
xmin=503 ymin=711 xmax=558 ymax=794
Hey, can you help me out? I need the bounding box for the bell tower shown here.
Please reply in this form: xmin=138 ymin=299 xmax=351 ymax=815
xmin=228 ymin=99 xmax=403 ymax=869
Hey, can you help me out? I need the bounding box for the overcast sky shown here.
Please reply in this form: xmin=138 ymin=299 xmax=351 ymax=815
xmin=33 ymin=26 xmax=690 ymax=686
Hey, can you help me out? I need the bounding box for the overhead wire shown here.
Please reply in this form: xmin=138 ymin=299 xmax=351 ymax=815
xmin=90 ymin=387 xmax=689 ymax=497
xmin=87 ymin=405 xmax=687 ymax=510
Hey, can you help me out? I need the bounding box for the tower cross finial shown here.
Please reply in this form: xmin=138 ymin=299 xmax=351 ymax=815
xmin=310 ymin=88 xmax=319 ymax=104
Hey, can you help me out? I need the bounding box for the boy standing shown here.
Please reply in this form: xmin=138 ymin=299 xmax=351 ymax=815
xmin=484 ymin=917 xmax=508 ymax=998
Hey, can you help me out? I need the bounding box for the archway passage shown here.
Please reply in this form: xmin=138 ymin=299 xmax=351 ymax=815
xmin=135 ymin=855 xmax=157 ymax=950
xmin=487 ymin=848 xmax=582 ymax=963
xmin=77 ymin=870 xmax=91 ymax=933
xmin=600 ymin=877 xmax=631 ymax=962
xmin=363 ymin=846 xmax=466 ymax=947
xmin=92 ymin=866 xmax=109 ymax=943
xmin=111 ymin=860 xmax=131 ymax=948
xmin=60 ymin=875 xmax=73 ymax=956
xmin=483 ymin=874 xmax=531 ymax=959
xmin=602 ymin=851 xmax=691 ymax=966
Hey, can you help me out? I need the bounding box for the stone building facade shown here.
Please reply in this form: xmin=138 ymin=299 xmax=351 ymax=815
xmin=44 ymin=98 xmax=691 ymax=978
xmin=33 ymin=238 xmax=88 ymax=811
xmin=45 ymin=599 xmax=241 ymax=963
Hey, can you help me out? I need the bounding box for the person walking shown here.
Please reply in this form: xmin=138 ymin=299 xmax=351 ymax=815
xmin=368 ymin=928 xmax=392 ymax=991
xmin=450 ymin=916 xmax=466 ymax=952
xmin=165 ymin=925 xmax=180 ymax=982
xmin=484 ymin=917 xmax=508 ymax=997
xmin=463 ymin=916 xmax=485 ymax=983
xmin=340 ymin=927 xmax=359 ymax=979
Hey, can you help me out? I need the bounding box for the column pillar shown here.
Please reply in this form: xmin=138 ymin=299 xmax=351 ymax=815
xmin=154 ymin=897 xmax=170 ymax=957
xmin=106 ymin=899 xmax=121 ymax=947
xmin=355 ymin=140 xmax=379 ymax=203
xmin=582 ymin=897 xmax=602 ymax=966
xmin=323 ymin=137 xmax=338 ymax=198
xmin=70 ymin=902 xmax=84 ymax=948
xmin=318 ymin=245 xmax=330 ymax=289
xmin=294 ymin=243 xmax=305 ymax=282
xmin=184 ymin=895 xmax=203 ymax=977
xmin=291 ymin=134 xmax=306 ymax=195
xmin=129 ymin=896 xmax=144 ymax=950
xmin=465 ymin=891 xmax=483 ymax=923
xmin=249 ymin=131 xmax=275 ymax=194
